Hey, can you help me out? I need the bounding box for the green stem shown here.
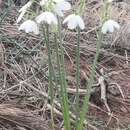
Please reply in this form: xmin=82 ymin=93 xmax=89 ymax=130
xmin=76 ymin=1 xmax=109 ymax=129
xmin=54 ymin=33 xmax=61 ymax=81
xmin=43 ymin=25 xmax=55 ymax=129
xmin=75 ymin=27 xmax=80 ymax=128
xmin=45 ymin=25 xmax=53 ymax=103
xmin=57 ymin=17 xmax=71 ymax=130
xmin=77 ymin=31 xmax=103 ymax=130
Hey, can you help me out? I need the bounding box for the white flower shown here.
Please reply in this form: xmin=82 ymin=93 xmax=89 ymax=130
xmin=40 ymin=0 xmax=48 ymax=6
xmin=17 ymin=1 xmax=32 ymax=23
xmin=63 ymin=14 xmax=85 ymax=30
xmin=54 ymin=1 xmax=71 ymax=16
xmin=36 ymin=12 xmax=58 ymax=25
xmin=101 ymin=19 xmax=120 ymax=34
xmin=19 ymin=20 xmax=39 ymax=35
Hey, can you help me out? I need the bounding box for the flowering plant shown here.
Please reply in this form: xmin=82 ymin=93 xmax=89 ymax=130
xmin=16 ymin=0 xmax=121 ymax=130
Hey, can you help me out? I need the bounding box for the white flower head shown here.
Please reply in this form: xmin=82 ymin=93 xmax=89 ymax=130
xmin=19 ymin=20 xmax=39 ymax=35
xmin=36 ymin=11 xmax=58 ymax=25
xmin=17 ymin=1 xmax=33 ymax=23
xmin=63 ymin=14 xmax=85 ymax=30
xmin=54 ymin=1 xmax=71 ymax=16
xmin=101 ymin=19 xmax=120 ymax=34
xmin=40 ymin=0 xmax=48 ymax=6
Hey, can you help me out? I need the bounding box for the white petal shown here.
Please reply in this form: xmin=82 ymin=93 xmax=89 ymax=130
xmin=63 ymin=1 xmax=71 ymax=10
xmin=63 ymin=14 xmax=85 ymax=30
xmin=36 ymin=13 xmax=44 ymax=23
xmin=101 ymin=19 xmax=120 ymax=34
xmin=46 ymin=14 xmax=52 ymax=24
xmin=45 ymin=12 xmax=57 ymax=24
xmin=108 ymin=23 xmax=114 ymax=33
xmin=67 ymin=18 xmax=77 ymax=30
xmin=54 ymin=1 xmax=71 ymax=16
xmin=101 ymin=23 xmax=108 ymax=34
xmin=19 ymin=20 xmax=39 ymax=35
xmin=113 ymin=21 xmax=120 ymax=29
xmin=51 ymin=14 xmax=58 ymax=24
xmin=76 ymin=15 xmax=85 ymax=30
xmin=36 ymin=12 xmax=57 ymax=25
xmin=63 ymin=14 xmax=76 ymax=24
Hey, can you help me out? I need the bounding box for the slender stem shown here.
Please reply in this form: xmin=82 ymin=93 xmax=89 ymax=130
xmin=57 ymin=17 xmax=71 ymax=130
xmin=76 ymin=0 xmax=110 ymax=129
xmin=43 ymin=25 xmax=55 ymax=129
xmin=54 ymin=33 xmax=61 ymax=81
xmin=45 ymin=25 xmax=53 ymax=103
xmin=75 ymin=27 xmax=80 ymax=128
xmin=77 ymin=31 xmax=103 ymax=130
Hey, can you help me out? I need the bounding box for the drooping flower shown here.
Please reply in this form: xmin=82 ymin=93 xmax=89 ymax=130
xmin=19 ymin=20 xmax=39 ymax=35
xmin=36 ymin=11 xmax=58 ymax=25
xmin=17 ymin=1 xmax=33 ymax=23
xmin=101 ymin=19 xmax=120 ymax=34
xmin=63 ymin=14 xmax=85 ymax=30
xmin=54 ymin=1 xmax=71 ymax=16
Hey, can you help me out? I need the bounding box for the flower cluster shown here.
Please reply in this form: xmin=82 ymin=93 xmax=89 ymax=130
xmin=17 ymin=0 xmax=120 ymax=35
xmin=17 ymin=0 xmax=85 ymax=35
